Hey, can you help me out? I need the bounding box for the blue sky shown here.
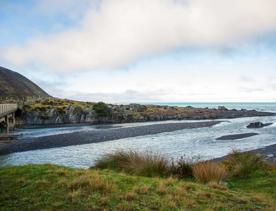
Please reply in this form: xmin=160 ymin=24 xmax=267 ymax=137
xmin=1 ymin=0 xmax=276 ymax=102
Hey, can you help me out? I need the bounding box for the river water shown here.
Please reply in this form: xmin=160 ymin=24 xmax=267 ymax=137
xmin=0 ymin=103 xmax=276 ymax=168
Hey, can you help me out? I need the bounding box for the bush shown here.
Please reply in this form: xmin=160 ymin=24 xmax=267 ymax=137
xmin=93 ymin=102 xmax=110 ymax=117
xmin=192 ymin=162 xmax=227 ymax=183
xmin=223 ymin=151 xmax=265 ymax=178
xmin=94 ymin=150 xmax=170 ymax=177
xmin=170 ymin=157 xmax=193 ymax=179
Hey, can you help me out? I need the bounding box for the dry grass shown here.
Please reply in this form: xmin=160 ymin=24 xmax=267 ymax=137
xmin=94 ymin=150 xmax=195 ymax=179
xmin=55 ymin=168 xmax=68 ymax=176
xmin=120 ymin=192 xmax=137 ymax=201
xmin=94 ymin=150 xmax=271 ymax=185
xmin=192 ymin=161 xmax=228 ymax=183
xmin=208 ymin=181 xmax=228 ymax=191
xmin=94 ymin=150 xmax=170 ymax=177
xmin=162 ymin=177 xmax=178 ymax=186
xmin=133 ymin=186 xmax=150 ymax=194
xmin=157 ymin=182 xmax=168 ymax=195
xmin=68 ymin=189 xmax=82 ymax=203
xmin=69 ymin=173 xmax=115 ymax=193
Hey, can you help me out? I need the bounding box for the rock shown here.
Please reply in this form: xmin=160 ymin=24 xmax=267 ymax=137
xmin=186 ymin=106 xmax=194 ymax=109
xmin=129 ymin=104 xmax=147 ymax=112
xmin=67 ymin=106 xmax=82 ymax=123
xmin=246 ymin=122 xmax=273 ymax=128
xmin=218 ymin=106 xmax=228 ymax=110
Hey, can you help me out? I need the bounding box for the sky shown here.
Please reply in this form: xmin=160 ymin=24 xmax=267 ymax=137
xmin=1 ymin=0 xmax=276 ymax=103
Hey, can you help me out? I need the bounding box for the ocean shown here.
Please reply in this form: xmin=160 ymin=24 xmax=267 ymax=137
xmin=1 ymin=102 xmax=276 ymax=168
xmin=152 ymin=102 xmax=276 ymax=112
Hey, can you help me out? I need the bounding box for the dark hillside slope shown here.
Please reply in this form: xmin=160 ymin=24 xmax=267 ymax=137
xmin=0 ymin=66 xmax=50 ymax=98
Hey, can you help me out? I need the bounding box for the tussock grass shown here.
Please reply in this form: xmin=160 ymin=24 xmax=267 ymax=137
xmin=95 ymin=150 xmax=271 ymax=183
xmin=94 ymin=150 xmax=195 ymax=178
xmin=192 ymin=161 xmax=228 ymax=183
xmin=223 ymin=150 xmax=266 ymax=178
xmin=169 ymin=156 xmax=193 ymax=179
xmin=94 ymin=150 xmax=170 ymax=177
xmin=94 ymin=150 xmax=227 ymax=183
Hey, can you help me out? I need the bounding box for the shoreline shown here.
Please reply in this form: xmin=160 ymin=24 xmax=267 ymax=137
xmin=213 ymin=144 xmax=276 ymax=164
xmin=0 ymin=121 xmax=221 ymax=156
xmin=19 ymin=110 xmax=275 ymax=129
xmin=250 ymin=144 xmax=276 ymax=163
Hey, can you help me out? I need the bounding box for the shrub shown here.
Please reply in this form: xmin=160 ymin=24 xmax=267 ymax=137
xmin=93 ymin=102 xmax=110 ymax=117
xmin=192 ymin=161 xmax=227 ymax=183
xmin=223 ymin=151 xmax=265 ymax=178
xmin=94 ymin=150 xmax=170 ymax=177
xmin=170 ymin=157 xmax=193 ymax=179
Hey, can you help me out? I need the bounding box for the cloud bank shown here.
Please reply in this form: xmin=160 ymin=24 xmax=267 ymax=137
xmin=2 ymin=0 xmax=276 ymax=71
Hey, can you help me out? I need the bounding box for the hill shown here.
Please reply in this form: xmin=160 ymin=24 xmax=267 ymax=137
xmin=0 ymin=66 xmax=50 ymax=98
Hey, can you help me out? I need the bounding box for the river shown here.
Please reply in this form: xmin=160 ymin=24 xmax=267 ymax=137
xmin=0 ymin=103 xmax=276 ymax=168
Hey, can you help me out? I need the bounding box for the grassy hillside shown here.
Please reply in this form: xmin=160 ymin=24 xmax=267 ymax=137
xmin=0 ymin=152 xmax=275 ymax=210
xmin=0 ymin=66 xmax=50 ymax=98
xmin=0 ymin=165 xmax=275 ymax=210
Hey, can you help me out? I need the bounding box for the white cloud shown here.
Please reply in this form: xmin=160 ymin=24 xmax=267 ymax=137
xmin=2 ymin=0 xmax=276 ymax=71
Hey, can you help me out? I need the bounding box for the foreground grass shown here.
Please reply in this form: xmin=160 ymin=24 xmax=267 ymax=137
xmin=0 ymin=164 xmax=275 ymax=210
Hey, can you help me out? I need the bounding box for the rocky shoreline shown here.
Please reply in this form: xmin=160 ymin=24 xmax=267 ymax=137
xmin=18 ymin=99 xmax=275 ymax=126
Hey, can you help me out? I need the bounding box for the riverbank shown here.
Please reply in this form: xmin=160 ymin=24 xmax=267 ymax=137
xmin=0 ymin=121 xmax=221 ymax=155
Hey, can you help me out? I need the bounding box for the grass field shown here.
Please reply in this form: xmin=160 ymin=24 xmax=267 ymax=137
xmin=0 ymin=152 xmax=275 ymax=210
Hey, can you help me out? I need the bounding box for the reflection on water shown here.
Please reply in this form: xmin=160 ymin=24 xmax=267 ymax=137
xmin=1 ymin=115 xmax=276 ymax=168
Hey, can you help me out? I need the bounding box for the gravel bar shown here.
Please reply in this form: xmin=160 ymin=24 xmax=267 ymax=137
xmin=0 ymin=121 xmax=221 ymax=155
xmin=216 ymin=133 xmax=259 ymax=140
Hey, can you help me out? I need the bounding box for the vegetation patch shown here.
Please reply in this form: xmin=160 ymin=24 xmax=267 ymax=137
xmin=94 ymin=150 xmax=273 ymax=183
xmin=192 ymin=161 xmax=228 ymax=183
xmin=223 ymin=151 xmax=266 ymax=178
xmin=93 ymin=102 xmax=110 ymax=117
xmin=94 ymin=150 xmax=170 ymax=177
xmin=22 ymin=98 xmax=94 ymax=112
xmin=1 ymin=164 xmax=275 ymax=210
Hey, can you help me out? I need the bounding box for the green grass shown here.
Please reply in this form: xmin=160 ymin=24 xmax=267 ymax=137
xmin=227 ymin=169 xmax=276 ymax=201
xmin=0 ymin=164 xmax=275 ymax=210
